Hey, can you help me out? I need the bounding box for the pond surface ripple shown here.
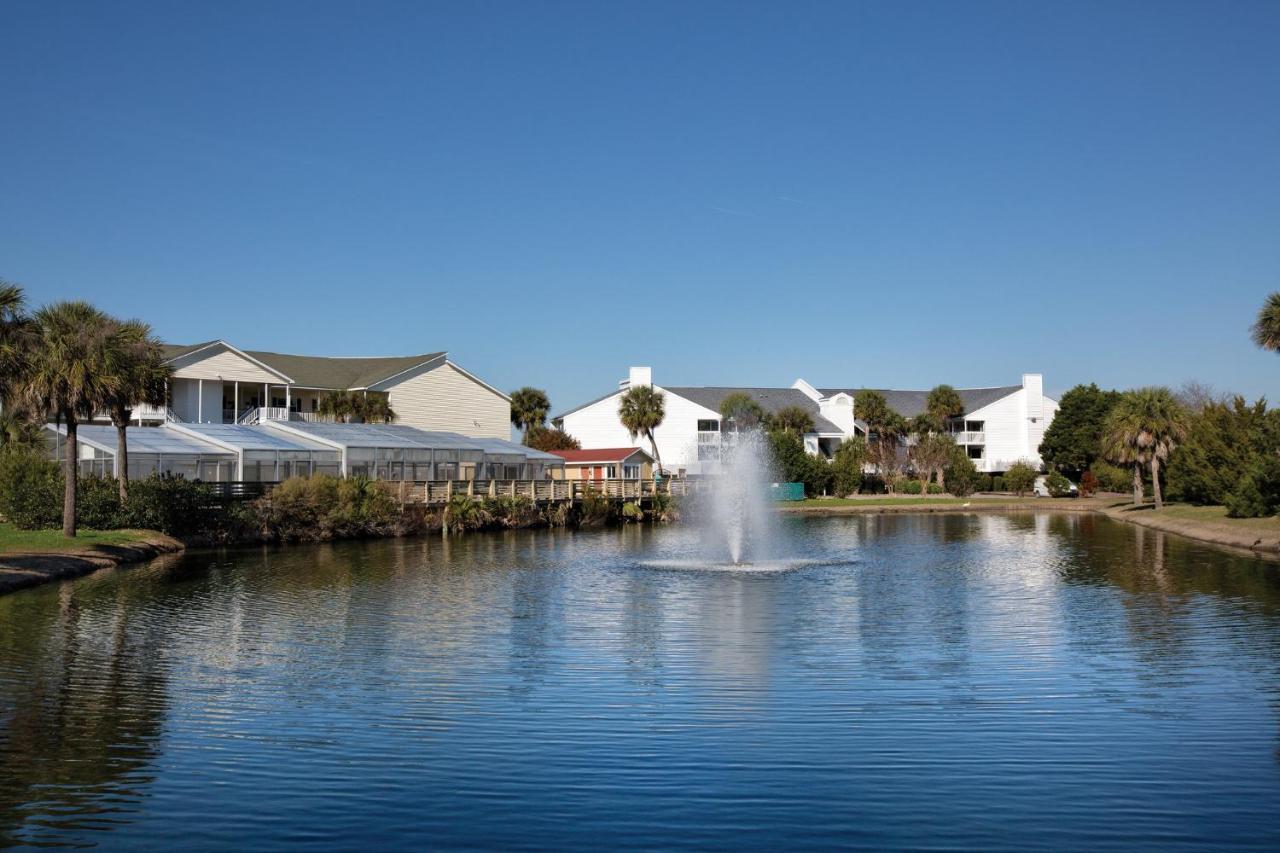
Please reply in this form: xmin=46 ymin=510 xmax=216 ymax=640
xmin=2 ymin=513 xmax=1279 ymax=850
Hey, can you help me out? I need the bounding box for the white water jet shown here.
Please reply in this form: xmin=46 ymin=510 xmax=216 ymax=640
xmin=694 ymin=429 xmax=783 ymax=565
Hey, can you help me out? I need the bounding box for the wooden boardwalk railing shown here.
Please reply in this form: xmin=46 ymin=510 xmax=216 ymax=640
xmin=383 ymin=478 xmax=698 ymax=506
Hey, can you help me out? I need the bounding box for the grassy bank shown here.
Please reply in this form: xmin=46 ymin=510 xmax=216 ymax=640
xmin=0 ymin=522 xmax=183 ymax=596
xmin=782 ymin=495 xmax=1098 ymax=513
xmin=784 ymin=494 xmax=1280 ymax=557
xmin=1099 ymin=502 xmax=1280 ymax=555
xmin=0 ymin=523 xmax=166 ymax=554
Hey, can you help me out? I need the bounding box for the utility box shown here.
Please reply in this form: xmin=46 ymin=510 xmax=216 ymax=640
xmin=770 ymin=482 xmax=805 ymax=501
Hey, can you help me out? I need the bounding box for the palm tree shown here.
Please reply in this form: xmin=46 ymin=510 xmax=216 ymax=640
xmin=19 ymin=302 xmax=121 ymax=537
xmin=718 ymin=392 xmax=766 ymax=432
xmin=318 ymin=390 xmax=357 ymax=423
xmin=354 ymin=392 xmax=397 ymax=424
xmin=0 ymin=407 xmax=43 ymax=453
xmin=854 ymin=389 xmax=905 ymax=485
xmin=619 ymin=385 xmax=666 ymax=475
xmin=1250 ymin=292 xmax=1280 ymax=352
xmin=0 ymin=281 xmax=31 ymax=407
xmin=925 ymin=384 xmax=965 ymax=432
xmin=1102 ymin=388 xmax=1189 ymax=510
xmin=101 ymin=320 xmax=171 ymax=501
xmin=771 ymin=405 xmax=815 ymax=436
xmin=510 ymin=387 xmax=551 ymax=443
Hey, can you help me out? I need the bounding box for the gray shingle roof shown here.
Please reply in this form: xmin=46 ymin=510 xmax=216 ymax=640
xmin=817 ymin=386 xmax=1022 ymax=418
xmin=663 ymin=386 xmax=845 ymax=434
xmin=162 ymin=342 xmax=444 ymax=389
xmin=554 ymin=385 xmax=844 ymax=433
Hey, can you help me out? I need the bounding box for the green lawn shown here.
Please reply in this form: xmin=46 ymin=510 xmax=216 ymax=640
xmin=0 ymin=523 xmax=158 ymax=555
xmin=1105 ymin=501 xmax=1280 ymax=541
xmin=790 ymin=496 xmax=1020 ymax=508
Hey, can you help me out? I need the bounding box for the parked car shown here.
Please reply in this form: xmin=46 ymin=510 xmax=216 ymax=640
xmin=1034 ymin=475 xmax=1078 ymax=498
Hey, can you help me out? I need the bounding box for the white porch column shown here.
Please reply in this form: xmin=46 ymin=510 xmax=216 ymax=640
xmin=198 ymin=379 xmax=203 ymax=423
xmin=234 ymin=382 xmax=239 ymax=419
xmin=263 ymin=383 xmax=268 ymax=412
xmin=286 ymin=384 xmax=291 ymax=415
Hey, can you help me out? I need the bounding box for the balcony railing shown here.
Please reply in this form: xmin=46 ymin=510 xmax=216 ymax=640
xmin=951 ymin=431 xmax=985 ymax=444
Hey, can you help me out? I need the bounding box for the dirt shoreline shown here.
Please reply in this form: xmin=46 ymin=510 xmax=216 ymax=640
xmin=781 ymin=496 xmax=1280 ymax=559
xmin=0 ymin=535 xmax=185 ymax=596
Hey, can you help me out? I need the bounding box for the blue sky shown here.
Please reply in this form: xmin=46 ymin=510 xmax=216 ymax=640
xmin=2 ymin=1 xmax=1278 ymax=409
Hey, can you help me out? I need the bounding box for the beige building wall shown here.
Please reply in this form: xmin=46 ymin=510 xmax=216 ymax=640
xmin=378 ymin=361 xmax=510 ymax=439
xmin=170 ymin=345 xmax=286 ymax=384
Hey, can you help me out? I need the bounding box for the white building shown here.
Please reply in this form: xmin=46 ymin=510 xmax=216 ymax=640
xmin=554 ymin=367 xmax=1058 ymax=475
xmin=115 ymin=340 xmax=510 ymax=439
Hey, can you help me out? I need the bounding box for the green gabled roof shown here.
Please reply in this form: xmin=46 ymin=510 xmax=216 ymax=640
xmin=162 ymin=341 xmax=445 ymax=389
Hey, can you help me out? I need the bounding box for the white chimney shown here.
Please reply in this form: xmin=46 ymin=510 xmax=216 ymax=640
xmin=1023 ymin=373 xmax=1043 ymax=419
xmin=628 ymin=366 xmax=652 ymax=388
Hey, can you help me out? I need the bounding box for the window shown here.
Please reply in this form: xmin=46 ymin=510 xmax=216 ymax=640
xmin=697 ymin=420 xmax=719 ymax=432
xmin=606 ymin=465 xmax=618 ymax=478
xmin=968 ymin=446 xmax=984 ymax=459
xmin=623 ymin=464 xmax=640 ymax=479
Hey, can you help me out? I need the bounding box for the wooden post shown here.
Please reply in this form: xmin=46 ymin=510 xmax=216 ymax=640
xmin=467 ymin=478 xmax=474 ymax=497
xmin=446 ymin=480 xmax=453 ymax=499
xmin=489 ymin=479 xmax=496 ymax=497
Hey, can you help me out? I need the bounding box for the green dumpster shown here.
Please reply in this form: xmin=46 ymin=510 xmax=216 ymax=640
xmin=770 ymin=482 xmax=805 ymax=501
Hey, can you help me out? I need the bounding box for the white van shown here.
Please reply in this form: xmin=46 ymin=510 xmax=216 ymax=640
xmin=1034 ymin=475 xmax=1078 ymax=498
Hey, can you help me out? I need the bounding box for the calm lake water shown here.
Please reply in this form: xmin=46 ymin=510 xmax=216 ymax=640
xmin=2 ymin=513 xmax=1279 ymax=850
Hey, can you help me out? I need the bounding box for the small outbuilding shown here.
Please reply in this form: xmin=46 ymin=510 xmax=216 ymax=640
xmin=548 ymin=447 xmax=654 ymax=482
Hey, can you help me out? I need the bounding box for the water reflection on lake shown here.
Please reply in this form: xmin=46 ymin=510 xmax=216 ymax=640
xmin=1 ymin=513 xmax=1279 ymax=849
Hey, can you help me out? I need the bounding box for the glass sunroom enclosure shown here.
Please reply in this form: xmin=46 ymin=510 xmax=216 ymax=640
xmin=170 ymin=424 xmax=342 ymax=482
xmin=48 ymin=424 xmax=237 ymax=481
xmin=264 ymin=422 xmax=546 ymax=481
xmin=45 ymin=422 xmax=565 ymax=483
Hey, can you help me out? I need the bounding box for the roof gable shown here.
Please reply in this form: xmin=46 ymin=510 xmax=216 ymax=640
xmin=162 ymin=342 xmax=446 ymax=389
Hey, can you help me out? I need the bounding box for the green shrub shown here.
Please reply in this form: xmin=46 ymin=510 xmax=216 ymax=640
xmin=992 ymin=475 xmax=1006 ymax=492
xmin=621 ymin=501 xmax=643 ymax=521
xmin=483 ymin=495 xmax=541 ymax=527
xmin=830 ymin=438 xmax=867 ymax=497
xmin=260 ymin=475 xmax=403 ymax=539
xmin=900 ymin=479 xmax=923 ymax=495
xmin=1089 ymin=461 xmax=1133 ymax=494
xmin=1004 ymin=461 xmax=1037 ymax=497
xmin=927 ymin=483 xmax=943 ymax=494
xmin=650 ymin=492 xmax=679 ymax=523
xmin=943 ymin=447 xmax=981 ymax=497
xmin=119 ymin=476 xmax=224 ymax=538
xmin=767 ymin=429 xmax=833 ymax=497
xmin=1167 ymin=398 xmax=1280 ymax=505
xmin=77 ymin=476 xmax=123 ymax=529
xmin=1225 ymin=455 xmax=1280 ymax=518
xmin=1045 ymin=470 xmax=1074 ymax=498
xmin=0 ymin=450 xmax=62 ymax=529
xmin=576 ymin=486 xmax=616 ymax=525
xmin=443 ymin=493 xmax=490 ymax=533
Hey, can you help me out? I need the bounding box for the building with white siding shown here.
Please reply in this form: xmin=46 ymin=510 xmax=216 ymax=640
xmin=117 ymin=340 xmax=510 ymax=440
xmin=554 ymin=367 xmax=1057 ymax=476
